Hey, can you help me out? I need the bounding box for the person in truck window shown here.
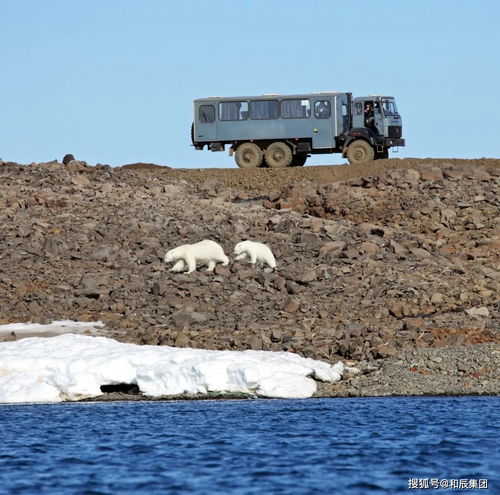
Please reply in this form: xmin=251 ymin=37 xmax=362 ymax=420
xmin=364 ymin=102 xmax=375 ymax=129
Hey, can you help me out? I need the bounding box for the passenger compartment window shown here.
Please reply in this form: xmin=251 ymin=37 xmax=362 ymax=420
xmin=199 ymin=105 xmax=215 ymax=123
xmin=354 ymin=102 xmax=363 ymax=116
xmin=314 ymin=100 xmax=331 ymax=119
xmin=219 ymin=101 xmax=249 ymax=121
xmin=250 ymin=100 xmax=279 ymax=120
xmin=281 ymin=99 xmax=311 ymax=119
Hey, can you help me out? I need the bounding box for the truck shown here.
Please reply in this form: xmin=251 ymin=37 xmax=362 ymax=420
xmin=191 ymin=92 xmax=405 ymax=168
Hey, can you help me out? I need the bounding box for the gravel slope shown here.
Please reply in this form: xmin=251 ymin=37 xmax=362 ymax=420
xmin=1 ymin=157 xmax=498 ymax=398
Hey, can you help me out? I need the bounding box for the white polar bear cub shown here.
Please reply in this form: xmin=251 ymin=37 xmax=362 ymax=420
xmin=234 ymin=240 xmax=277 ymax=269
xmin=164 ymin=240 xmax=229 ymax=274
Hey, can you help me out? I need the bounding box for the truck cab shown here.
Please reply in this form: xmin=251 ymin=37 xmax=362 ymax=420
xmin=348 ymin=96 xmax=404 ymax=160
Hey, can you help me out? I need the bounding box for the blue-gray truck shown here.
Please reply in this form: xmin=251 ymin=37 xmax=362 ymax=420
xmin=191 ymin=92 xmax=405 ymax=167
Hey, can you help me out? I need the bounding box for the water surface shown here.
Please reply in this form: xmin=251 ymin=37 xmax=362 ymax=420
xmin=0 ymin=397 xmax=498 ymax=494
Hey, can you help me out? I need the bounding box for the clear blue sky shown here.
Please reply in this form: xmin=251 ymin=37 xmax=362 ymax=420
xmin=1 ymin=0 xmax=499 ymax=168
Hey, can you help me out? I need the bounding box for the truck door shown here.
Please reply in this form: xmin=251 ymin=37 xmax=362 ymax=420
xmin=372 ymin=100 xmax=384 ymax=135
xmin=195 ymin=103 xmax=217 ymax=142
xmin=353 ymin=99 xmax=383 ymax=135
xmin=312 ymin=98 xmax=335 ymax=149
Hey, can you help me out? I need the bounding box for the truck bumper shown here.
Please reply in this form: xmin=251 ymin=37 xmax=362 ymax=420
xmin=385 ymin=138 xmax=405 ymax=147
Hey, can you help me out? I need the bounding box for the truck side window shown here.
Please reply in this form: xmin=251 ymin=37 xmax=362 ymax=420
xmin=219 ymin=101 xmax=249 ymax=121
xmin=250 ymin=100 xmax=279 ymax=120
xmin=314 ymin=100 xmax=330 ymax=119
xmin=199 ymin=105 xmax=215 ymax=123
xmin=282 ymin=99 xmax=311 ymax=118
xmin=354 ymin=102 xmax=363 ymax=116
xmin=342 ymin=103 xmax=348 ymax=126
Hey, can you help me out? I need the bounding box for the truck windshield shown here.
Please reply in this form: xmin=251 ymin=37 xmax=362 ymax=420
xmin=382 ymin=99 xmax=398 ymax=116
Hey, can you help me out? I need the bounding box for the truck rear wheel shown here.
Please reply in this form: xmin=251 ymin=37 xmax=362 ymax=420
xmin=265 ymin=142 xmax=293 ymax=168
xmin=346 ymin=140 xmax=375 ymax=164
xmin=235 ymin=143 xmax=263 ymax=168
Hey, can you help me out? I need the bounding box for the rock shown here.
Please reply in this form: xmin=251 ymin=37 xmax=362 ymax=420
xmin=79 ymin=273 xmax=110 ymax=297
xmin=101 ymin=183 xmax=113 ymax=194
xmin=389 ymin=240 xmax=409 ymax=256
xmin=62 ymin=154 xmax=75 ymax=165
xmin=198 ymin=179 xmax=220 ymax=197
xmin=150 ymin=281 xmax=170 ymax=297
xmin=440 ymin=208 xmax=457 ymax=228
xmin=67 ymin=160 xmax=89 ymax=172
xmin=90 ymin=246 xmax=115 ymax=261
xmin=270 ymin=328 xmax=283 ymax=342
xmin=214 ymin=265 xmax=230 ymax=276
xmin=465 ymin=307 xmax=490 ymax=317
xmin=285 ymin=281 xmax=302 ymax=295
xmin=283 ymin=297 xmax=301 ymax=313
xmin=296 ymin=269 xmax=317 ymax=284
xmin=310 ymin=218 xmax=323 ymax=232
xmin=388 ymin=303 xmax=403 ymax=318
xmin=372 ymin=343 xmax=398 ymax=359
xmin=358 ymin=241 xmax=380 ymax=255
xmin=431 ymin=293 xmax=445 ymax=304
xmin=71 ymin=174 xmax=91 ymax=187
xmin=171 ymin=305 xmax=207 ymax=327
xmin=174 ymin=332 xmax=190 ymax=347
xmin=249 ymin=335 xmax=263 ymax=351
xmin=319 ymin=241 xmax=346 ymax=258
xmin=410 ymin=247 xmax=432 ymax=259
xmin=404 ymin=169 xmax=421 ymax=182
xmin=420 ymin=168 xmax=443 ymax=181
xmin=471 ymin=168 xmax=491 ymax=181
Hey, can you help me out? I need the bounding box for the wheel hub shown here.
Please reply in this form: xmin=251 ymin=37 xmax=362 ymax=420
xmin=353 ymin=148 xmax=365 ymax=160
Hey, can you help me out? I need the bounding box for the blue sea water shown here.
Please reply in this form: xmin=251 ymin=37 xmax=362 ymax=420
xmin=0 ymin=396 xmax=498 ymax=495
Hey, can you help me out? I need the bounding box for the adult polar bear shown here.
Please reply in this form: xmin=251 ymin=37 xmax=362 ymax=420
xmin=164 ymin=240 xmax=229 ymax=274
xmin=234 ymin=240 xmax=276 ymax=269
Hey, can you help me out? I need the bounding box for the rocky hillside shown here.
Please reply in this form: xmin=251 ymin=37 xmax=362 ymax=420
xmin=0 ymin=158 xmax=498 ymax=390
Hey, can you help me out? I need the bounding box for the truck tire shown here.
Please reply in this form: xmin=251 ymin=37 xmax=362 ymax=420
xmin=346 ymin=140 xmax=375 ymax=164
xmin=265 ymin=142 xmax=293 ymax=168
xmin=235 ymin=142 xmax=263 ymax=168
xmin=291 ymin=154 xmax=307 ymax=167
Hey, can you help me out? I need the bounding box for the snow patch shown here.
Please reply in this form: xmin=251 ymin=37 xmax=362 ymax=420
xmin=0 ymin=320 xmax=104 ymax=337
xmin=0 ymin=331 xmax=352 ymax=403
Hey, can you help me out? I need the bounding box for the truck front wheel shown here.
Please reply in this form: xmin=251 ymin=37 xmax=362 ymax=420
xmin=346 ymin=140 xmax=375 ymax=164
xmin=235 ymin=143 xmax=263 ymax=168
xmin=265 ymin=142 xmax=293 ymax=168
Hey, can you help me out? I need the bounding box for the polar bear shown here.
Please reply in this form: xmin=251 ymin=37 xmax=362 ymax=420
xmin=164 ymin=240 xmax=229 ymax=274
xmin=234 ymin=240 xmax=276 ymax=269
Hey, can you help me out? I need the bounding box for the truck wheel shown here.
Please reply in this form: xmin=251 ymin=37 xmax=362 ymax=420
xmin=291 ymin=154 xmax=307 ymax=167
xmin=235 ymin=143 xmax=263 ymax=168
xmin=346 ymin=140 xmax=375 ymax=164
xmin=265 ymin=142 xmax=293 ymax=168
